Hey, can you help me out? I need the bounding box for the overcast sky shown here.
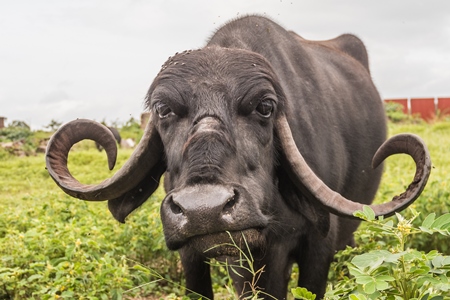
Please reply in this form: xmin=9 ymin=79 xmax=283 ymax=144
xmin=1 ymin=1 xmax=449 ymax=130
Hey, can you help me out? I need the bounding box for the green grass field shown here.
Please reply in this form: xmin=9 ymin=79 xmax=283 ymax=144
xmin=1 ymin=121 xmax=449 ymax=299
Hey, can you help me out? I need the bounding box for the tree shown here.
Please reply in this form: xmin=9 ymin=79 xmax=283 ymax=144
xmin=44 ymin=119 xmax=62 ymax=132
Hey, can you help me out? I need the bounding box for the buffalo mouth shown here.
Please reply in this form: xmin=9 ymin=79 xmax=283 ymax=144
xmin=187 ymin=228 xmax=266 ymax=258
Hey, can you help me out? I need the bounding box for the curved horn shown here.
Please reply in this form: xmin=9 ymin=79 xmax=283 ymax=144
xmin=45 ymin=113 xmax=163 ymax=201
xmin=276 ymin=113 xmax=431 ymax=218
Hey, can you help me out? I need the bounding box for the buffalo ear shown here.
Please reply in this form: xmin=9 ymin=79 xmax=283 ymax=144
xmin=277 ymin=169 xmax=330 ymax=237
xmin=108 ymin=161 xmax=166 ymax=223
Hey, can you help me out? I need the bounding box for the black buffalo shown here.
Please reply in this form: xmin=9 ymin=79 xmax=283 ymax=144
xmin=46 ymin=16 xmax=431 ymax=299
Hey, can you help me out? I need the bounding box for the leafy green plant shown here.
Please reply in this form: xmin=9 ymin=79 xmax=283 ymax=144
xmin=326 ymin=207 xmax=450 ymax=299
xmin=292 ymin=287 xmax=316 ymax=299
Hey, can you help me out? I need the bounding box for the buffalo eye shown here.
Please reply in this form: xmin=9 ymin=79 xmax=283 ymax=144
xmin=154 ymin=102 xmax=175 ymax=119
xmin=255 ymin=99 xmax=274 ymax=118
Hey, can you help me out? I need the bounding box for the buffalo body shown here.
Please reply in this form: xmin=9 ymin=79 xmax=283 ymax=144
xmin=45 ymin=16 xmax=431 ymax=299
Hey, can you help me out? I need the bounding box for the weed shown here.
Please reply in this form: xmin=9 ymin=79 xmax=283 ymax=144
xmin=326 ymin=207 xmax=450 ymax=299
xmin=206 ymin=232 xmax=276 ymax=300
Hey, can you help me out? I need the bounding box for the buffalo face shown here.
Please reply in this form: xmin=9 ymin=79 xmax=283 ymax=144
xmin=150 ymin=47 xmax=282 ymax=255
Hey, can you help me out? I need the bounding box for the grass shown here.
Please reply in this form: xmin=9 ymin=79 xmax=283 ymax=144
xmin=0 ymin=120 xmax=449 ymax=299
xmin=0 ymin=145 xmax=182 ymax=299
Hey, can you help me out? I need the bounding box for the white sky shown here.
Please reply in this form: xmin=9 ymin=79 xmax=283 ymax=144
xmin=1 ymin=0 xmax=449 ymax=129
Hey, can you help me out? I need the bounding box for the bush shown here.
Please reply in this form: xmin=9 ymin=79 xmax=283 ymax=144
xmin=119 ymin=117 xmax=143 ymax=142
xmin=384 ymin=102 xmax=425 ymax=124
xmin=0 ymin=126 xmax=32 ymax=142
xmin=0 ymin=121 xmax=53 ymax=157
xmin=326 ymin=208 xmax=450 ymax=299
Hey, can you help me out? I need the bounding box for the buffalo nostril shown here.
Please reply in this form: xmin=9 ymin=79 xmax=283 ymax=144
xmin=223 ymin=190 xmax=238 ymax=213
xmin=168 ymin=196 xmax=184 ymax=215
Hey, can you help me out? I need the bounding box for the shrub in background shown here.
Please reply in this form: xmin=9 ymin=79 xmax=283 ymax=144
xmin=384 ymin=102 xmax=409 ymax=123
xmin=0 ymin=121 xmax=33 ymax=144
